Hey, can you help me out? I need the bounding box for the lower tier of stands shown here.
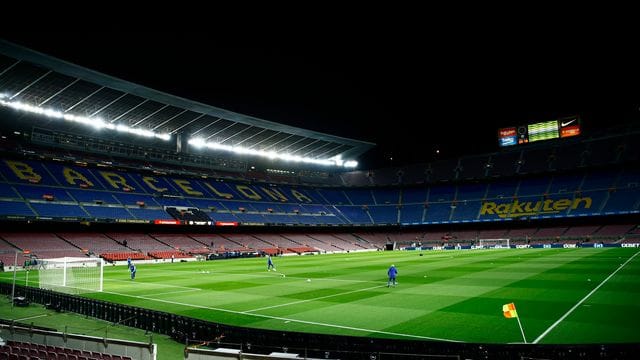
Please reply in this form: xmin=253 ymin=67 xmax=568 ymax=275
xmin=0 ymin=224 xmax=637 ymax=265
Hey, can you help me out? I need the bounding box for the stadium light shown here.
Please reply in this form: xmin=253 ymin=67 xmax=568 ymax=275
xmin=0 ymin=98 xmax=171 ymax=141
xmin=188 ymin=138 xmax=358 ymax=168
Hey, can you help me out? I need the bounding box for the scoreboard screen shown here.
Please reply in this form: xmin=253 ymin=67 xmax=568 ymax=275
xmin=528 ymin=120 xmax=559 ymax=142
xmin=498 ymin=116 xmax=580 ymax=147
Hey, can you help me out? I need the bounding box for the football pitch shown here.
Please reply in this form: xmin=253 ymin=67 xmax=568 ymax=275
xmin=4 ymin=248 xmax=640 ymax=344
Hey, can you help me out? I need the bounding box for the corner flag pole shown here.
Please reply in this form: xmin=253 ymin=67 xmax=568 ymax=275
xmin=516 ymin=315 xmax=527 ymax=344
xmin=503 ymin=302 xmax=527 ymax=343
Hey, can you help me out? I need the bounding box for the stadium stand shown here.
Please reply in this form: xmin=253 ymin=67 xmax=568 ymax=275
xmin=0 ymin=155 xmax=637 ymax=229
xmin=0 ymin=232 xmax=84 ymax=259
xmin=0 ymin=340 xmax=134 ymax=360
xmin=0 ymin=236 xmax=20 ymax=267
xmin=57 ymin=232 xmax=129 ymax=254
xmin=148 ymin=233 xmax=210 ymax=254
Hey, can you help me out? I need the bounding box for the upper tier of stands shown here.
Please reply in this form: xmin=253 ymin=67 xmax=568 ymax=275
xmin=338 ymin=130 xmax=640 ymax=187
xmin=1 ymin=123 xmax=638 ymax=188
xmin=0 ymin=157 xmax=638 ymax=226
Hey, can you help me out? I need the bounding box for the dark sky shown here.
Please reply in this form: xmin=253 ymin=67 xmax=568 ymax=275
xmin=2 ymin=31 xmax=639 ymax=169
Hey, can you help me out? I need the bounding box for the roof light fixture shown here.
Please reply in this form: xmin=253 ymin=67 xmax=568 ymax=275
xmin=188 ymin=138 xmax=357 ymax=168
xmin=0 ymin=98 xmax=171 ymax=141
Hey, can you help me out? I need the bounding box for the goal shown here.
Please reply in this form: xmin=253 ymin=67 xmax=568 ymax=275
xmin=37 ymin=257 xmax=103 ymax=294
xmin=478 ymin=238 xmax=510 ymax=249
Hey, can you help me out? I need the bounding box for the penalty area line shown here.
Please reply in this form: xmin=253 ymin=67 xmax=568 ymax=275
xmin=533 ymin=250 xmax=640 ymax=344
xmin=102 ymin=290 xmax=460 ymax=343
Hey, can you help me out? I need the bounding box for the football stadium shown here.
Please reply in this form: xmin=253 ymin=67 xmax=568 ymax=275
xmin=0 ymin=38 xmax=639 ymax=359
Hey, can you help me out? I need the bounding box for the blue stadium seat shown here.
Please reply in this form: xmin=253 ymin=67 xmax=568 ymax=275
xmin=68 ymin=189 xmax=119 ymax=204
xmin=450 ymin=200 xmax=481 ymax=222
xmin=31 ymin=203 xmax=88 ymax=218
xmin=318 ymin=189 xmax=351 ymax=205
xmin=345 ymin=189 xmax=375 ymax=205
xmin=399 ymin=204 xmax=424 ymax=224
xmin=602 ymin=188 xmax=640 ymax=214
xmin=336 ymin=206 xmax=373 ymax=224
xmin=456 ymin=184 xmax=488 ymax=201
xmin=0 ymin=183 xmax=19 ymax=198
xmin=127 ymin=208 xmax=168 ymax=221
xmin=15 ymin=185 xmax=73 ymax=201
xmin=517 ymin=178 xmax=551 ymax=197
xmin=0 ymin=159 xmax=59 ymax=185
xmin=402 ymin=188 xmax=428 ymax=204
xmin=374 ymin=189 xmax=400 ymax=204
xmin=45 ymin=163 xmax=106 ymax=190
xmin=547 ymin=175 xmax=584 ymax=195
xmin=83 ymin=205 xmax=134 ymax=219
xmin=485 ymin=180 xmax=518 ymax=200
xmin=0 ymin=200 xmax=35 ymax=216
xmin=424 ymin=202 xmax=453 ymax=223
xmin=368 ymin=206 xmax=397 ymax=224
xmin=428 ymin=185 xmax=455 ymax=203
xmin=581 ymin=172 xmax=618 ymax=191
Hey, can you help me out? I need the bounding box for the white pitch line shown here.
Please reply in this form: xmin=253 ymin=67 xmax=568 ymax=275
xmin=13 ymin=314 xmax=48 ymax=322
xmin=533 ymin=250 xmax=640 ymax=344
xmin=102 ymin=290 xmax=460 ymax=342
xmin=143 ymin=288 xmax=202 ymax=297
xmin=245 ymin=285 xmax=387 ymax=312
xmin=105 ymin=278 xmax=198 ymax=290
xmin=159 ymin=269 xmax=380 ymax=283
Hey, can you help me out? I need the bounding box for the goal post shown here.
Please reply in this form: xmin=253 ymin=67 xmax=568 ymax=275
xmin=1 ymin=250 xmax=20 ymax=308
xmin=37 ymin=257 xmax=103 ymax=294
xmin=478 ymin=238 xmax=510 ymax=249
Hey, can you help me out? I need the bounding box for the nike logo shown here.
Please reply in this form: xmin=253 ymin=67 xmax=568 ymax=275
xmin=561 ymin=119 xmax=576 ymax=127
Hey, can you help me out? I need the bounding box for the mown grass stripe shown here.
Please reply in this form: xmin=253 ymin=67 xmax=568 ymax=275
xmin=245 ymin=284 xmax=387 ymax=312
xmin=106 ymin=278 xmax=199 ymax=290
xmin=143 ymin=288 xmax=202 ymax=297
xmin=102 ymin=289 xmax=460 ymax=342
xmin=533 ymin=249 xmax=640 ymax=344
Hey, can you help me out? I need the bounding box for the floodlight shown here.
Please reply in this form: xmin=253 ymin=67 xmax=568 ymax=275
xmin=187 ymin=139 xmax=357 ymax=168
xmin=0 ymin=98 xmax=171 ymax=141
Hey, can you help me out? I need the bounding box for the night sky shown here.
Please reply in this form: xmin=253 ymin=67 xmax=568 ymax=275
xmin=2 ymin=32 xmax=639 ymax=169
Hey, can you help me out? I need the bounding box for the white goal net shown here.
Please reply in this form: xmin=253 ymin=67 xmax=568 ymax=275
xmin=478 ymin=238 xmax=510 ymax=249
xmin=37 ymin=257 xmax=103 ymax=294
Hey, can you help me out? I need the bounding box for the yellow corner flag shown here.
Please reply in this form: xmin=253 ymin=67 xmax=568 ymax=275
xmin=502 ymin=302 xmax=527 ymax=343
xmin=503 ymin=302 xmax=518 ymax=318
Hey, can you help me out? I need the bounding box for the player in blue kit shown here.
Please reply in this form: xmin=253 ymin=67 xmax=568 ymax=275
xmin=267 ymin=255 xmax=276 ymax=271
xmin=130 ymin=263 xmax=137 ymax=280
xmin=387 ymin=264 xmax=397 ymax=287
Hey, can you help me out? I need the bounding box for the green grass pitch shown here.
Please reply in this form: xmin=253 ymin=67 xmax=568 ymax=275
xmin=3 ymin=248 xmax=640 ymax=345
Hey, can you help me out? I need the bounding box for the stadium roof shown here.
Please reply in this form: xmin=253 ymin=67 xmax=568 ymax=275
xmin=0 ymin=40 xmax=374 ymax=166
